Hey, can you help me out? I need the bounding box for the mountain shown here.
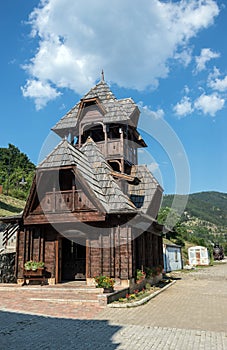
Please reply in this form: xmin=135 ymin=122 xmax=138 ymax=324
xmin=161 ymin=191 xmax=227 ymax=229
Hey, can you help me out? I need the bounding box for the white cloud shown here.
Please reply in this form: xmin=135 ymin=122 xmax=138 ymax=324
xmin=139 ymin=104 xmax=165 ymax=120
xmin=183 ymin=85 xmax=190 ymax=94
xmin=174 ymin=48 xmax=193 ymax=67
xmin=21 ymin=0 xmax=220 ymax=108
xmin=195 ymin=48 xmax=220 ymax=72
xmin=147 ymin=162 xmax=159 ymax=173
xmin=210 ymin=76 xmax=227 ymax=91
xmin=173 ymin=96 xmax=193 ymax=117
xmin=21 ymin=79 xmax=61 ymax=110
xmin=208 ymin=67 xmax=227 ymax=92
xmin=194 ymin=93 xmax=225 ymax=116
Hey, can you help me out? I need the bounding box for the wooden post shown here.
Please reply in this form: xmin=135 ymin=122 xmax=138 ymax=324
xmin=53 ymin=187 xmax=56 ymax=212
xmin=86 ymin=239 xmax=89 ymax=279
xmin=38 ymin=229 xmax=41 ymax=262
xmin=55 ymin=239 xmax=59 ymax=283
xmin=72 ymin=185 xmax=75 ymax=211
xmin=120 ymin=127 xmax=124 ymax=173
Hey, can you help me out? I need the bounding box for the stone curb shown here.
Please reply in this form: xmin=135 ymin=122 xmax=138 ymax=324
xmin=108 ymin=280 xmax=176 ymax=308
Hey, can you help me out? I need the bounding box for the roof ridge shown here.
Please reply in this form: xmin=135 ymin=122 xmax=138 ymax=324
xmin=80 ymin=139 xmax=136 ymax=211
xmin=37 ymin=139 xmax=85 ymax=168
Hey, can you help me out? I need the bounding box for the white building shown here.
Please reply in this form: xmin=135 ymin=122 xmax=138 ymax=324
xmin=188 ymin=246 xmax=209 ymax=266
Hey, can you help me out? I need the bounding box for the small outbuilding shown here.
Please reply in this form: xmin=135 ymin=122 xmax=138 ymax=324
xmin=163 ymin=240 xmax=183 ymax=272
xmin=188 ymin=246 xmax=209 ymax=266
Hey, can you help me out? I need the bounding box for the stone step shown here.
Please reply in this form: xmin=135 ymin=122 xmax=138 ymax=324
xmin=0 ymin=285 xmax=105 ymax=303
xmin=29 ymin=296 xmax=100 ymax=303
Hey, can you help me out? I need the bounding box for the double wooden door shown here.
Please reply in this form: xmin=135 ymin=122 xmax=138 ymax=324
xmin=59 ymin=238 xmax=86 ymax=281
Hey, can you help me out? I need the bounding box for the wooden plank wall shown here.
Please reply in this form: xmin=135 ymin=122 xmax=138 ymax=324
xmin=16 ymin=225 xmax=57 ymax=280
xmin=87 ymin=225 xmax=133 ymax=280
xmin=135 ymin=231 xmax=163 ymax=270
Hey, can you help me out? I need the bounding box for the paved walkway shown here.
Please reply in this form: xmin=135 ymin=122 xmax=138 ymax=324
xmin=0 ymin=262 xmax=227 ymax=349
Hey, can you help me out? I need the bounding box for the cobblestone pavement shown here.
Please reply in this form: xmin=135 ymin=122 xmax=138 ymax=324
xmin=0 ymin=262 xmax=227 ymax=349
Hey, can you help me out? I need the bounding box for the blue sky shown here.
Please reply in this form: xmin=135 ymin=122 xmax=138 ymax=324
xmin=0 ymin=0 xmax=227 ymax=195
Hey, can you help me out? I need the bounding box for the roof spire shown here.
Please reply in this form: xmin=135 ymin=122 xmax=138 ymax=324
xmin=101 ymin=69 xmax=105 ymax=82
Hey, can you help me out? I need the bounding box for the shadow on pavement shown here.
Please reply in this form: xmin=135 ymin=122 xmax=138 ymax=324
xmin=0 ymin=311 xmax=121 ymax=349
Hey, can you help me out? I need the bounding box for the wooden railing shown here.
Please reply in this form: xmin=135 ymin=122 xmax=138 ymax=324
xmin=2 ymin=224 xmax=18 ymax=247
xmin=35 ymin=189 xmax=96 ymax=213
xmin=77 ymin=139 xmax=136 ymax=164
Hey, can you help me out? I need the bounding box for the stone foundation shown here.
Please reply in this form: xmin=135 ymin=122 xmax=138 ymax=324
xmin=0 ymin=252 xmax=16 ymax=283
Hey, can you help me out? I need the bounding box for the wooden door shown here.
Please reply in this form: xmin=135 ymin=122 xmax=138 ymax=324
xmin=61 ymin=238 xmax=86 ymax=280
xmin=196 ymin=250 xmax=201 ymax=264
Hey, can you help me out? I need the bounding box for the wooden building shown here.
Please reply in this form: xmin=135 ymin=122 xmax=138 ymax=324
xmin=6 ymin=76 xmax=164 ymax=286
xmin=163 ymin=239 xmax=183 ymax=272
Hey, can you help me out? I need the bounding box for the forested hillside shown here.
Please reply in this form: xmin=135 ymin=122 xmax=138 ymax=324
xmin=0 ymin=144 xmax=35 ymax=200
xmin=162 ymin=191 xmax=227 ymax=227
xmin=160 ymin=191 xmax=227 ymax=257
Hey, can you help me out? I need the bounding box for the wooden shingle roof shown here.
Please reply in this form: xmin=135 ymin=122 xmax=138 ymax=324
xmin=37 ymin=138 xmax=136 ymax=214
xmin=37 ymin=139 xmax=86 ymax=169
xmin=80 ymin=138 xmax=136 ymax=213
xmin=52 ymin=80 xmax=139 ymax=138
xmin=36 ymin=137 xmax=162 ymax=216
xmin=129 ymin=165 xmax=163 ymax=218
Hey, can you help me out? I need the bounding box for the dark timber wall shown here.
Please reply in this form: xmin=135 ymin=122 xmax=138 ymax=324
xmin=87 ymin=225 xmax=133 ymax=280
xmin=16 ymin=222 xmax=163 ymax=283
xmin=17 ymin=225 xmax=56 ymax=280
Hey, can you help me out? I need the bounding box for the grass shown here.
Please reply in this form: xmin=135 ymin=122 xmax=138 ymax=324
xmin=0 ymin=194 xmax=25 ymax=217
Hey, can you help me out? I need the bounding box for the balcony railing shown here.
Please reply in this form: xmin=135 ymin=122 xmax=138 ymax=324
xmin=77 ymin=139 xmax=136 ymax=163
xmin=33 ymin=189 xmax=96 ymax=214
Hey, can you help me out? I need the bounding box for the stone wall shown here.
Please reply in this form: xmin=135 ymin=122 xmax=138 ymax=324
xmin=0 ymin=252 xmax=16 ymax=283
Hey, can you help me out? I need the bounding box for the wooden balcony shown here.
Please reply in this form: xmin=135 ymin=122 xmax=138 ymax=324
xmin=88 ymin=139 xmax=137 ymax=164
xmin=33 ymin=189 xmax=96 ymax=214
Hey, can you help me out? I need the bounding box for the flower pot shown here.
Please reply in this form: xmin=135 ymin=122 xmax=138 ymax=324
xmin=103 ymin=287 xmax=114 ymax=293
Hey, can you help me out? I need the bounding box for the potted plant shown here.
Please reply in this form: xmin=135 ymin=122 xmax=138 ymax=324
xmin=94 ymin=275 xmax=115 ymax=293
xmin=31 ymin=261 xmax=38 ymax=271
xmin=24 ymin=261 xmax=33 ymax=271
xmin=24 ymin=260 xmax=45 ymax=271
xmin=37 ymin=261 xmax=45 ymax=269
xmin=136 ymin=269 xmax=146 ymax=284
xmin=145 ymin=265 xmax=163 ymax=285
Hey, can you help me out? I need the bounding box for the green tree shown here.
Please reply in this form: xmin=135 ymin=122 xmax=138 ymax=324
xmin=0 ymin=144 xmax=35 ymax=199
xmin=157 ymin=207 xmax=180 ymax=229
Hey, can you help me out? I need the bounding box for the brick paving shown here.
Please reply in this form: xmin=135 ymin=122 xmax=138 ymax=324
xmin=0 ymin=262 xmax=227 ymax=349
xmin=0 ymin=284 xmax=104 ymax=320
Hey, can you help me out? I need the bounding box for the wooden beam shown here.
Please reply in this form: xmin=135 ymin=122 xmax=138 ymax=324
xmin=110 ymin=170 xmax=140 ymax=183
xmin=24 ymin=211 xmax=106 ymax=225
